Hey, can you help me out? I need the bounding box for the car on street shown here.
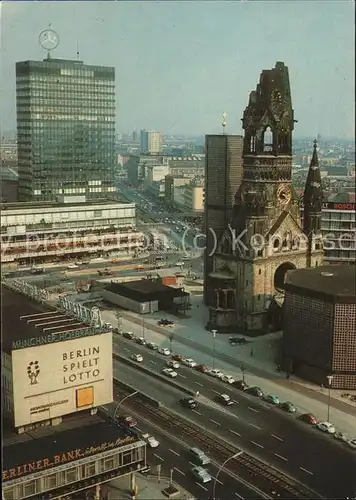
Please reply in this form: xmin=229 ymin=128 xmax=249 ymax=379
xmin=183 ymin=358 xmax=197 ymax=368
xmin=229 ymin=337 xmax=248 ymax=345
xmin=97 ymin=268 xmax=112 ymax=276
xmin=334 ymin=431 xmax=348 ymax=442
xmin=131 ymin=354 xmax=143 ymax=363
xmin=217 ymin=393 xmax=234 ymax=406
xmin=317 ymin=421 xmax=336 ymax=434
xmin=122 ymin=331 xmax=135 ymax=340
xmin=171 ymin=354 xmax=185 ymax=362
xmin=280 ymin=401 xmax=296 ymax=413
xmin=208 ymin=368 xmax=224 ymax=379
xmin=67 ymin=263 xmax=78 ymax=269
xmin=245 ymin=386 xmax=263 ymax=397
xmin=189 ymin=447 xmax=210 ymax=466
xmin=222 ymin=374 xmax=235 ymax=384
xmin=195 ymin=364 xmax=209 ymax=373
xmin=161 ymin=368 xmax=178 ymax=378
xmin=142 ymin=433 xmax=159 ymax=448
xmin=158 ymin=347 xmax=171 ymax=356
xmin=190 ymin=466 xmax=212 ymax=484
xmin=135 ymin=337 xmax=146 ymax=346
xmin=299 ymin=413 xmax=318 ymax=425
xmin=167 ymin=360 xmax=180 ymax=369
xmin=264 ymin=394 xmax=280 ymax=405
xmin=117 ymin=415 xmax=137 ymax=428
xmin=233 ymin=380 xmax=248 ymax=391
xmin=179 ymin=397 xmax=198 ymax=409
xmin=348 ymin=439 xmax=356 ymax=449
xmin=158 ymin=318 xmax=175 ymax=326
xmin=146 ymin=341 xmax=158 ymax=350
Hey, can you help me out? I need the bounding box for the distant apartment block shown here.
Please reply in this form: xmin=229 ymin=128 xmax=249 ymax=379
xmin=140 ymin=130 xmax=163 ymax=154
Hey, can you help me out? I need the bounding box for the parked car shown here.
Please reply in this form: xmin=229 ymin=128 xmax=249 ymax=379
xmin=195 ymin=364 xmax=209 ymax=373
xmin=117 ymin=415 xmax=137 ymax=428
xmin=179 ymin=397 xmax=198 ymax=409
xmin=122 ymin=331 xmax=135 ymax=340
xmin=348 ymin=439 xmax=356 ymax=449
xmin=158 ymin=347 xmax=171 ymax=356
xmin=334 ymin=431 xmax=348 ymax=442
xmin=299 ymin=413 xmax=318 ymax=425
xmin=131 ymin=354 xmax=143 ymax=363
xmin=158 ymin=318 xmax=175 ymax=326
xmin=142 ymin=433 xmax=159 ymax=448
xmin=172 ymin=354 xmax=185 ymax=362
xmin=217 ymin=393 xmax=234 ymax=406
xmin=146 ymin=341 xmax=158 ymax=350
xmin=167 ymin=360 xmax=180 ymax=369
xmin=317 ymin=421 xmax=336 ymax=434
xmin=135 ymin=337 xmax=146 ymax=346
xmin=183 ymin=358 xmax=197 ymax=368
xmin=208 ymin=368 xmax=224 ymax=379
xmin=229 ymin=337 xmax=248 ymax=345
xmin=233 ymin=380 xmax=248 ymax=391
xmin=280 ymin=401 xmax=296 ymax=413
xmin=67 ymin=263 xmax=78 ymax=269
xmin=264 ymin=394 xmax=280 ymax=405
xmin=222 ymin=374 xmax=235 ymax=385
xmin=162 ymin=368 xmax=177 ymax=378
xmin=245 ymin=386 xmax=263 ymax=397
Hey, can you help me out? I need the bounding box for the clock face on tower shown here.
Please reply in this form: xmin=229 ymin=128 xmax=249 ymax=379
xmin=277 ymin=184 xmax=291 ymax=204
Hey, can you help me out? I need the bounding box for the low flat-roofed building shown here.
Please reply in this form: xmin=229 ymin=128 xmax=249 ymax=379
xmin=283 ymin=265 xmax=356 ymax=389
xmin=101 ymin=278 xmax=189 ymax=314
xmin=1 ymin=199 xmax=144 ymax=264
xmin=3 ymin=412 xmax=146 ymax=500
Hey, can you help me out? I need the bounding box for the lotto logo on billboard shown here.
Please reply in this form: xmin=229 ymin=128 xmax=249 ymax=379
xmin=12 ymin=334 xmax=113 ymax=428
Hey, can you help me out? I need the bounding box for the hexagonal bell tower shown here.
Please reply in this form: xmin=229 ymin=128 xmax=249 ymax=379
xmin=208 ymin=62 xmax=316 ymax=334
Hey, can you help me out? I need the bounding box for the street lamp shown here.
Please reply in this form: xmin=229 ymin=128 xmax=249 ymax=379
xmin=211 ymin=330 xmax=217 ymax=369
xmin=113 ymin=390 xmax=139 ymax=420
xmin=326 ymin=375 xmax=334 ymax=422
xmin=141 ymin=312 xmax=145 ymax=339
xmin=169 ymin=334 xmax=173 ymax=353
xmin=212 ymin=451 xmax=243 ymax=500
xmin=240 ymin=364 xmax=245 ymax=384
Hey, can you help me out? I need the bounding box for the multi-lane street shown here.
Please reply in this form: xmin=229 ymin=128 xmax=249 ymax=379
xmin=104 ymin=398 xmax=264 ymax=500
xmin=112 ymin=335 xmax=356 ymax=499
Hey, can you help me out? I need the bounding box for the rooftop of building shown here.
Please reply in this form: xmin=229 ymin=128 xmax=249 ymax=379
xmin=3 ymin=412 xmax=140 ymax=481
xmin=285 ymin=265 xmax=356 ymax=302
xmin=1 ymin=199 xmax=134 ymax=211
xmin=105 ymin=279 xmax=188 ymax=303
xmin=1 ymin=285 xmax=106 ymax=353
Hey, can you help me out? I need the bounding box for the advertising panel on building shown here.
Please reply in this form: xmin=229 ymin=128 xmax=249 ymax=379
xmin=11 ymin=332 xmax=113 ymax=427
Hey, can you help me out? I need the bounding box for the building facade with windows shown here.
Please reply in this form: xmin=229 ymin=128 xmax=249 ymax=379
xmin=1 ymin=199 xmax=144 ymax=264
xmin=283 ymin=265 xmax=356 ymax=389
xmin=140 ymin=130 xmax=163 ymax=154
xmin=16 ymin=58 xmax=117 ymax=202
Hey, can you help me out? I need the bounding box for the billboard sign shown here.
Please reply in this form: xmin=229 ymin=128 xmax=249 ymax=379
xmin=12 ymin=333 xmax=113 ymax=428
xmin=300 ymin=201 xmax=355 ymax=211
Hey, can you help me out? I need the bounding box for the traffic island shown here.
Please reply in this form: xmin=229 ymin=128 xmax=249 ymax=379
xmin=162 ymin=485 xmax=180 ymax=498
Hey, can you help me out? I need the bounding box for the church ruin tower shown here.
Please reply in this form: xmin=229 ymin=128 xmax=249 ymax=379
xmin=207 ymin=62 xmax=323 ymax=334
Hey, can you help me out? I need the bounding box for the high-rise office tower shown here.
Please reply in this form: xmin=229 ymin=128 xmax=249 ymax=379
xmin=204 ymin=134 xmax=243 ymax=305
xmin=140 ymin=130 xmax=163 ymax=154
xmin=16 ymin=58 xmax=117 ymax=202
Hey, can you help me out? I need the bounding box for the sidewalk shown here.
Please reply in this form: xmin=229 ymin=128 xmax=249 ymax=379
xmin=102 ymin=295 xmax=356 ymax=437
xmin=107 ymin=473 xmax=194 ymax=500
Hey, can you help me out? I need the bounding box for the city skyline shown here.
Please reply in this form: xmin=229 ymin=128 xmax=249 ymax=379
xmin=1 ymin=0 xmax=355 ymax=139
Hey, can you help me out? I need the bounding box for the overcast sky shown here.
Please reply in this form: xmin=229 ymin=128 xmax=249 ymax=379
xmin=1 ymin=1 xmax=354 ymax=138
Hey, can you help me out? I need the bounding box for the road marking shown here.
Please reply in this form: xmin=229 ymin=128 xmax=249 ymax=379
xmin=169 ymin=448 xmax=180 ymax=456
xmin=250 ymin=441 xmax=264 ymax=449
xmin=213 ymin=476 xmax=223 ymax=485
xmin=192 ymin=409 xmax=202 ymax=416
xmin=230 ymin=429 xmax=241 ymax=437
xmin=235 ymin=493 xmax=244 ymax=499
xmin=196 ymin=483 xmax=208 ymax=492
xmin=149 ymin=360 xmax=156 ymax=364
xmin=153 ymin=453 xmax=164 ymax=461
xmin=271 ymin=434 xmax=283 ymax=442
xmin=194 ymin=381 xmax=204 ymax=387
xmin=248 ymin=407 xmax=259 ymax=413
xmin=260 ymin=403 xmax=271 ymax=409
xmin=136 ymin=426 xmax=142 ymax=432
xmin=300 ymin=466 xmax=313 ymax=475
xmin=249 ymin=423 xmax=261 ymax=431
xmin=174 ymin=467 xmax=185 ymax=476
xmin=179 ymin=374 xmax=187 ymax=379
xmin=102 ymin=405 xmax=109 ymax=411
xmin=123 ymin=347 xmax=130 ymax=352
xmin=210 ymin=419 xmax=221 ymax=426
xmin=275 ymin=453 xmax=288 ymax=462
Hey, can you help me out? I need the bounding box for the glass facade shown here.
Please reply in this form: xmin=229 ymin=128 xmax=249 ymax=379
xmin=16 ymin=58 xmax=117 ymax=202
